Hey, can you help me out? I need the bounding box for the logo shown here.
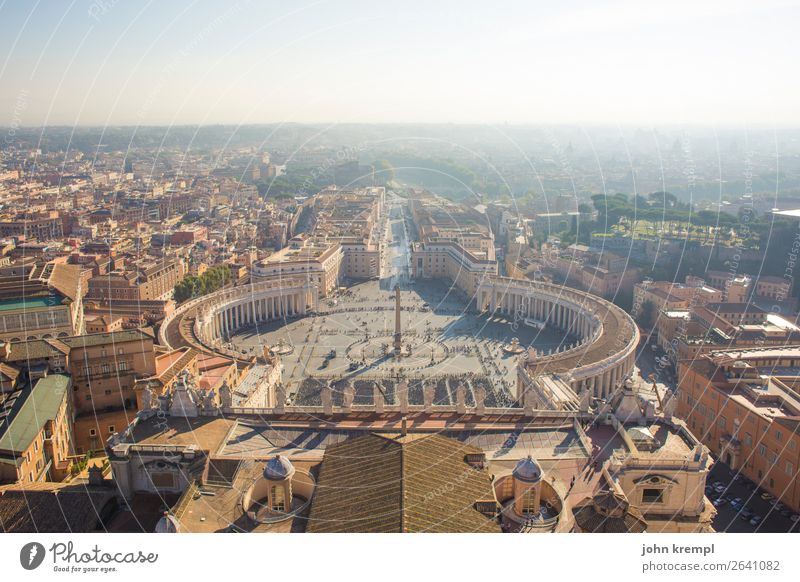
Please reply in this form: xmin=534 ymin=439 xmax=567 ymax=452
xmin=19 ymin=542 xmax=46 ymax=570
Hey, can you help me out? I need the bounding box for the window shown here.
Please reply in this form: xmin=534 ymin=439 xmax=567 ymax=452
xmin=642 ymin=488 xmax=664 ymax=503
xmin=271 ymin=485 xmax=286 ymax=512
xmin=104 ymin=389 xmax=112 ymax=396
xmin=151 ymin=473 xmax=175 ymax=488
xmin=776 ymin=430 xmax=783 ymax=442
xmin=787 ymin=462 xmax=794 ymax=476
xmin=744 ymin=433 xmax=753 ymax=446
xmin=108 ymin=425 xmax=115 ymax=434
xmin=89 ymin=429 xmax=96 ymax=437
xmin=759 ymin=445 xmax=767 ymax=457
xmin=718 ymin=416 xmax=727 ymax=431
xmin=520 ymin=488 xmax=539 ymax=514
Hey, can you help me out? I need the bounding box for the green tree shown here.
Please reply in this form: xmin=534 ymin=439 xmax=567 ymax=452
xmin=173 ymin=266 xmax=231 ymax=303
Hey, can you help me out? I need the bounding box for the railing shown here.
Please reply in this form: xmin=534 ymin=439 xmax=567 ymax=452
xmin=221 ymin=405 xmax=585 ymax=422
xmin=172 ymin=480 xmax=198 ymax=519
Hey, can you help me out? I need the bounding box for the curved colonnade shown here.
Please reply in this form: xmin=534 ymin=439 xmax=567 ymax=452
xmin=477 ymin=276 xmax=639 ymax=399
xmin=159 ymin=277 xmax=318 ymax=358
xmin=159 ymin=274 xmax=639 ymax=403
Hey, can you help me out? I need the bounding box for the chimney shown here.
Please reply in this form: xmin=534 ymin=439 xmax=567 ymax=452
xmin=401 ymin=415 xmax=408 ymax=437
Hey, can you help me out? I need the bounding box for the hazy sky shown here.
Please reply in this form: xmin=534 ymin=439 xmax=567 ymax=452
xmin=0 ymin=0 xmax=798 ymax=126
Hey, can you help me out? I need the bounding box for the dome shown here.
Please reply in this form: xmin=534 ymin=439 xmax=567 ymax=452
xmin=263 ymin=455 xmax=295 ymax=481
xmin=512 ymin=455 xmax=542 ymax=483
xmin=155 ymin=512 xmax=180 ymax=533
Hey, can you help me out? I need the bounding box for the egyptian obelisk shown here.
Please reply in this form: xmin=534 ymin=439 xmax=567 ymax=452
xmin=393 ymin=284 xmax=402 ymax=355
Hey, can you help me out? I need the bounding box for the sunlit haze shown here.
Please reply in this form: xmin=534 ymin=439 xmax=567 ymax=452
xmin=1 ymin=0 xmax=799 ymax=126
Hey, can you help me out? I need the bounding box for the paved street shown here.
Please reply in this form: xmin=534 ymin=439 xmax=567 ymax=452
xmin=708 ymin=461 xmax=799 ymax=533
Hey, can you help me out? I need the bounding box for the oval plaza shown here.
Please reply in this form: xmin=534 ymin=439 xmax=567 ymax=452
xmin=115 ymin=188 xmax=714 ymax=534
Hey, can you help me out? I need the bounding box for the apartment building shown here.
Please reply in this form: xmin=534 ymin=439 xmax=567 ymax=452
xmin=0 ymin=375 xmax=75 ymax=485
xmin=0 ymin=261 xmax=84 ymax=342
xmin=410 ymin=240 xmax=498 ymax=297
xmin=0 ymin=210 xmax=64 ymax=241
xmin=633 ymin=278 xmax=723 ymax=318
xmin=678 ymin=347 xmax=800 ymax=511
xmin=251 ymin=236 xmax=344 ymax=298
xmin=308 ymin=187 xmax=385 ymax=280
xmin=1 ymin=330 xmax=157 ymax=453
xmin=755 ymin=276 xmax=793 ymax=301
xmin=86 ymin=255 xmax=185 ymax=303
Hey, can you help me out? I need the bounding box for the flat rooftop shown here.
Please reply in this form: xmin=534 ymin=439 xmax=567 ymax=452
xmin=0 ymin=294 xmax=63 ymax=311
xmin=215 ymin=420 xmax=587 ymax=462
xmin=129 ymin=416 xmax=235 ymax=454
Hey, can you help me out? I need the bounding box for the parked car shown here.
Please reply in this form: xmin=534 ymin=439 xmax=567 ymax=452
xmin=790 ymin=514 xmax=800 ymax=522
xmin=749 ymin=515 xmax=763 ymax=526
xmin=761 ymin=492 xmax=774 ymax=501
xmin=714 ymin=484 xmax=726 ymax=493
xmin=740 ymin=508 xmax=753 ymax=520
